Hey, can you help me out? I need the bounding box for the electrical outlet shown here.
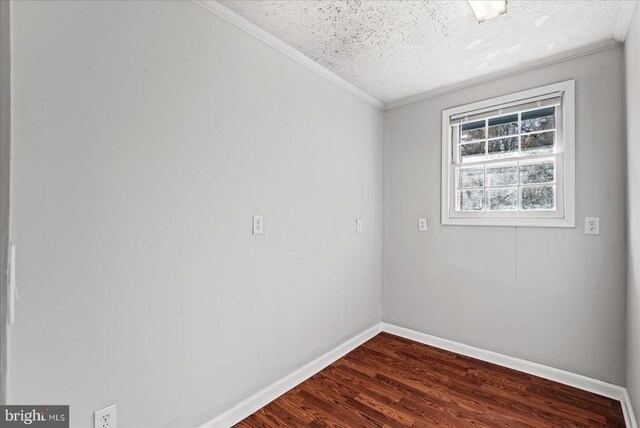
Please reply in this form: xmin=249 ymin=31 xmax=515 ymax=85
xmin=418 ymin=218 xmax=428 ymax=232
xmin=94 ymin=404 xmax=116 ymax=428
xmin=584 ymin=217 xmax=600 ymax=235
xmin=252 ymin=215 xmax=263 ymax=235
xmin=355 ymin=218 xmax=363 ymax=233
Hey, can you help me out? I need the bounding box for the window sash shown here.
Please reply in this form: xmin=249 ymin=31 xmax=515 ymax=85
xmin=449 ymin=153 xmax=565 ymax=219
xmin=452 ymin=106 xmax=563 ymax=167
xmin=450 ymin=106 xmax=564 ymax=216
xmin=441 ymin=80 xmax=575 ymax=227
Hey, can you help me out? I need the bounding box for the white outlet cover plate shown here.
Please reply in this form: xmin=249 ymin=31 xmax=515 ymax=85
xmin=584 ymin=216 xmax=600 ymax=235
xmin=418 ymin=218 xmax=428 ymax=232
xmin=94 ymin=404 xmax=116 ymax=428
xmin=355 ymin=218 xmax=363 ymax=233
xmin=252 ymin=215 xmax=264 ymax=234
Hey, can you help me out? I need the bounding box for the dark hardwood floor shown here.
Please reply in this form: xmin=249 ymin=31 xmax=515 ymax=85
xmin=236 ymin=332 xmax=625 ymax=427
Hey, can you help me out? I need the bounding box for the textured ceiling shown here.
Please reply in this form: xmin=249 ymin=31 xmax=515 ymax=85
xmin=219 ymin=0 xmax=633 ymax=104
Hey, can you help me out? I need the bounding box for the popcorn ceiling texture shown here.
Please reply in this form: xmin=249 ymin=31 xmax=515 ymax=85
xmin=220 ymin=1 xmax=629 ymax=103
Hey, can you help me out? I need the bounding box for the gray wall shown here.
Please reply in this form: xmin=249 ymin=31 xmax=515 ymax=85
xmin=8 ymin=1 xmax=382 ymax=426
xmin=383 ymin=47 xmax=627 ymax=385
xmin=0 ymin=0 xmax=10 ymax=405
xmin=626 ymin=3 xmax=640 ymax=423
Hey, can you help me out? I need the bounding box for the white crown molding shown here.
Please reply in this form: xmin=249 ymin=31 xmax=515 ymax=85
xmin=613 ymin=1 xmax=639 ymax=42
xmin=189 ymin=1 xmax=627 ymax=114
xmin=190 ymin=0 xmax=384 ymax=110
xmin=197 ymin=323 xmax=383 ymax=428
xmin=382 ymin=323 xmax=637 ymax=428
xmin=385 ymin=38 xmax=622 ymax=111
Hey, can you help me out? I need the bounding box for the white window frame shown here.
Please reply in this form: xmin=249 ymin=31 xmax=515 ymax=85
xmin=441 ymin=80 xmax=575 ymax=227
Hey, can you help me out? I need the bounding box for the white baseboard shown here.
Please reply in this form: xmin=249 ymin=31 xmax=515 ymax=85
xmin=198 ymin=323 xmax=383 ymax=428
xmin=382 ymin=323 xmax=637 ymax=428
xmin=198 ymin=321 xmax=637 ymax=428
xmin=623 ymin=388 xmax=639 ymax=428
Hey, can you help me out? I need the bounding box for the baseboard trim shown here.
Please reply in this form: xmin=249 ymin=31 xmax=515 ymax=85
xmin=382 ymin=323 xmax=637 ymax=428
xmin=623 ymin=388 xmax=639 ymax=428
xmin=198 ymin=323 xmax=383 ymax=428
xmin=198 ymin=321 xmax=637 ymax=428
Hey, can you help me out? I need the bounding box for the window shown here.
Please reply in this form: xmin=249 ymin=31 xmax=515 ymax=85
xmin=441 ymin=80 xmax=575 ymax=227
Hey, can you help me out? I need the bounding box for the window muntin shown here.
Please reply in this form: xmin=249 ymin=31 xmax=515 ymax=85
xmin=453 ymin=106 xmax=560 ymax=213
xmin=441 ymin=80 xmax=575 ymax=227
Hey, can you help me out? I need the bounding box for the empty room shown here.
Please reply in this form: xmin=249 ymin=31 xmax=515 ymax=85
xmin=1 ymin=0 xmax=640 ymax=427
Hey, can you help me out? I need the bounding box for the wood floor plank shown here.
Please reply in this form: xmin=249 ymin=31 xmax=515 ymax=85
xmin=235 ymin=333 xmax=626 ymax=427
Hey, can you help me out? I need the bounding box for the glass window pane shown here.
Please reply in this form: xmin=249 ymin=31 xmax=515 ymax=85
xmin=488 ymin=137 xmax=518 ymax=158
xmin=486 ymin=164 xmax=517 ymax=187
xmin=486 ymin=187 xmax=517 ymax=211
xmin=520 ymin=160 xmax=555 ymax=184
xmin=458 ymin=166 xmax=484 ymax=188
xmin=521 ymin=131 xmax=554 ymax=153
xmin=521 ymin=185 xmax=555 ymax=210
xmin=460 ymin=120 xmax=485 ymax=143
xmin=488 ymin=114 xmax=518 ymax=138
xmin=521 ymin=107 xmax=556 ymax=133
xmin=460 ymin=141 xmax=486 ymax=161
xmin=459 ymin=189 xmax=484 ymax=211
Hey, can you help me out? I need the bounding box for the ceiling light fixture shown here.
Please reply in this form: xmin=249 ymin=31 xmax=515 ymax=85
xmin=468 ymin=1 xmax=507 ymax=23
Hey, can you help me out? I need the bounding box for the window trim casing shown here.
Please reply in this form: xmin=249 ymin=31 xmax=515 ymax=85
xmin=441 ymin=80 xmax=575 ymax=227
